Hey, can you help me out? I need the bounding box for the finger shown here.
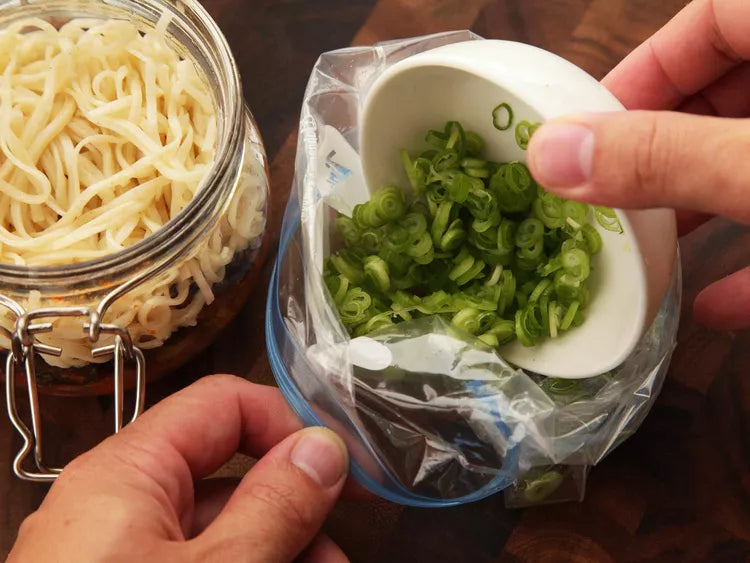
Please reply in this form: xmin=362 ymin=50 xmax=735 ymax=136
xmin=191 ymin=478 xmax=240 ymax=538
xmin=189 ymin=473 xmax=371 ymax=536
xmin=677 ymin=63 xmax=750 ymax=117
xmin=676 ymin=210 xmax=714 ymax=237
xmin=298 ymin=534 xmax=350 ymax=563
xmin=117 ymin=374 xmax=303 ymax=477
xmin=193 ymin=427 xmax=348 ymax=562
xmin=694 ymin=266 xmax=750 ymax=330
xmin=602 ymin=0 xmax=750 ymax=110
xmin=49 ymin=375 xmax=303 ymax=538
xmin=527 ymin=111 xmax=750 ymax=224
xmin=341 ymin=477 xmax=376 ymax=502
xmin=677 ymin=95 xmax=719 ymax=117
xmin=193 ymin=473 xmax=372 ymax=508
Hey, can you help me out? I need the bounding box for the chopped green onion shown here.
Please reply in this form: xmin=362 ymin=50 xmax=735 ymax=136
xmin=464 ymin=185 xmax=497 ymax=219
xmin=425 ymin=129 xmax=447 ymax=149
xmin=352 ymin=201 xmax=381 ymax=229
xmin=547 ymin=378 xmax=580 ymax=394
xmin=354 ymin=311 xmax=396 ymax=336
xmin=465 ymin=167 xmax=490 ymax=179
xmin=515 ymin=120 xmax=540 ymax=150
xmin=452 ymin=307 xmax=481 ymax=334
xmin=416 ymin=290 xmax=453 ymax=314
xmin=446 ymin=172 xmax=471 ymax=203
xmin=379 ymin=247 xmax=411 ymax=277
xmin=431 ymin=201 xmax=453 ymax=247
xmin=529 ymin=279 xmax=552 ymax=303
xmin=412 ymin=247 xmax=435 ymax=265
xmin=517 ymin=240 xmax=545 ymax=271
xmin=560 ymin=301 xmax=580 ymax=331
xmin=444 ymin=121 xmax=466 ymax=158
xmin=523 ymin=470 xmax=564 ymax=503
xmin=433 ymin=149 xmax=459 ymax=172
xmin=485 ymin=265 xmax=503 ymax=287
xmin=548 ymin=300 xmax=560 ymax=338
xmin=491 ymin=162 xmax=537 ymax=213
xmin=449 ymin=247 xmax=485 ymax=286
xmin=515 ymin=218 xmax=544 ymax=249
xmin=479 ymin=319 xmax=515 ymax=346
xmin=593 ymin=206 xmax=623 ymax=233
xmin=325 ymin=274 xmax=349 ymax=305
xmin=492 ymin=102 xmax=514 ymax=131
xmin=335 ymin=216 xmax=360 ymax=246
xmin=406 ymin=231 xmax=433 ymax=259
xmin=338 ymin=287 xmax=372 ymax=325
xmin=470 ymin=226 xmax=499 ymax=252
xmin=364 ymin=255 xmax=390 ymax=293
xmin=401 ymin=212 xmax=427 ymax=236
xmin=582 ymin=223 xmax=603 ymax=254
xmin=563 ymin=200 xmax=588 ymax=225
xmin=382 ymin=223 xmax=410 ymax=253
xmin=328 ymin=116 xmax=615 ymax=360
xmin=461 ymin=157 xmax=488 ymax=169
xmin=373 ymin=186 xmax=407 ymax=222
xmin=359 ymin=230 xmax=380 ymax=254
xmin=554 ymin=272 xmax=586 ymax=305
xmin=440 ymin=219 xmax=466 ymax=251
xmin=515 ymin=307 xmax=542 ymax=346
xmin=533 ymin=192 xmax=565 ymax=229
xmin=497 ymin=219 xmax=516 ymax=255
xmin=497 ymin=270 xmax=516 ymax=316
xmin=537 ymin=253 xmax=562 ymax=277
xmin=401 ymin=149 xmax=429 ymax=192
xmin=465 ymin=131 xmax=483 ymax=156
xmin=562 ymin=248 xmax=590 ymax=282
xmin=329 ymin=250 xmax=363 ymax=284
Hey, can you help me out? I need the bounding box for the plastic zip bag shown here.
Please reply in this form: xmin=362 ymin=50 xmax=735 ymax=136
xmin=266 ymin=31 xmax=681 ymax=507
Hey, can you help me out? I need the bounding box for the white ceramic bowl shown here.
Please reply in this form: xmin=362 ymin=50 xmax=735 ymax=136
xmin=360 ymin=39 xmax=677 ymax=378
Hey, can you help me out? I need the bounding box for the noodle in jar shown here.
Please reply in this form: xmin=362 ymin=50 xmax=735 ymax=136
xmin=0 ymin=16 xmax=267 ymax=368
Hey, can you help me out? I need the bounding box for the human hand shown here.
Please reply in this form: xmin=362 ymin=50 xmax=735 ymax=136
xmin=8 ymin=374 xmax=350 ymax=563
xmin=527 ymin=0 xmax=750 ymax=330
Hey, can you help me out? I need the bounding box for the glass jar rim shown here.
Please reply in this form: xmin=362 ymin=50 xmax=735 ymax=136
xmin=0 ymin=0 xmax=244 ymax=288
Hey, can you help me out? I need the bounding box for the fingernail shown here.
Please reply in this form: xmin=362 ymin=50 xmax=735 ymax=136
xmin=529 ymin=122 xmax=593 ymax=188
xmin=290 ymin=429 xmax=347 ymax=488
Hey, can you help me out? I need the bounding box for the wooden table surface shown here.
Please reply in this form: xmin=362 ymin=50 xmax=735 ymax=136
xmin=4 ymin=0 xmax=750 ymax=561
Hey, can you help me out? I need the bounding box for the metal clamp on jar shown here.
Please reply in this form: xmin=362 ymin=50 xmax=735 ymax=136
xmin=0 ymin=0 xmax=269 ymax=481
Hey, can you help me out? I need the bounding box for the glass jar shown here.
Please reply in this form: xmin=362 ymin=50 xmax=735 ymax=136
xmin=0 ymin=0 xmax=269 ymax=396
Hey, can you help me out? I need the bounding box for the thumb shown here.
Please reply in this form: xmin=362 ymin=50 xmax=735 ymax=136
xmin=527 ymin=111 xmax=750 ymax=224
xmin=190 ymin=427 xmax=348 ymax=562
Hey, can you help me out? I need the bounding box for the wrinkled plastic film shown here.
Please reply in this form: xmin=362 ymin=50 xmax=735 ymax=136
xmin=270 ymin=32 xmax=681 ymax=506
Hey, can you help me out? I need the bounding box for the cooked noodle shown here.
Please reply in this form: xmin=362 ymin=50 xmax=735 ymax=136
xmin=0 ymin=16 xmax=266 ymax=368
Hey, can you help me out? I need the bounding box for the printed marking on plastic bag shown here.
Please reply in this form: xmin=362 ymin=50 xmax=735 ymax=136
xmin=317 ymin=125 xmax=369 ymax=217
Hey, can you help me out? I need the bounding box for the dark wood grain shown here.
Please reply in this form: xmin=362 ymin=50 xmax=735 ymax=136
xmin=3 ymin=1 xmax=750 ymax=561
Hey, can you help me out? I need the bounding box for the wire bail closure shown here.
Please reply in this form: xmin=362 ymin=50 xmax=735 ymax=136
xmin=1 ymin=295 xmax=146 ymax=482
